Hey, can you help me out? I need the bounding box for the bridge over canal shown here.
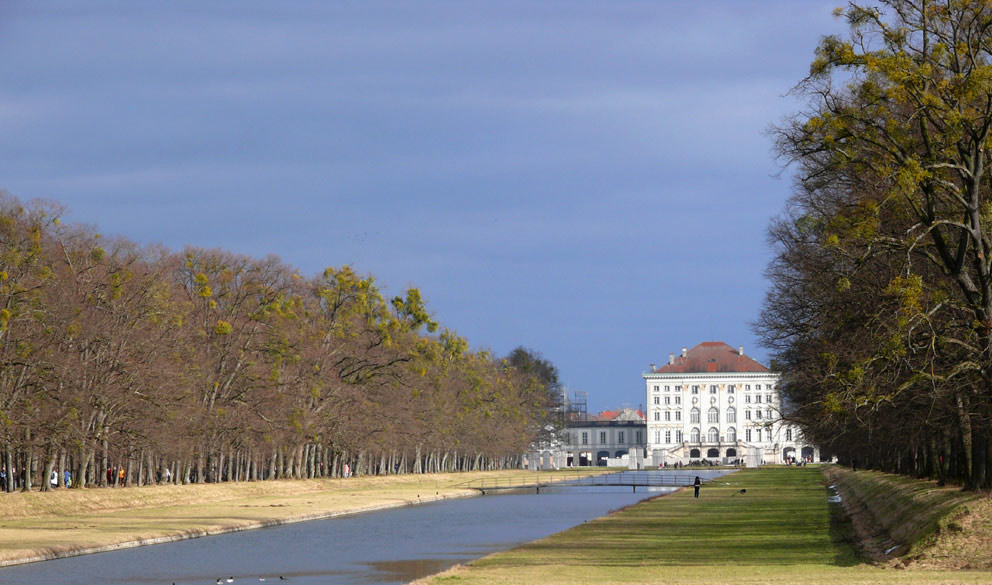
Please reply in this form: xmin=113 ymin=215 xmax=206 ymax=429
xmin=456 ymin=470 xmax=719 ymax=494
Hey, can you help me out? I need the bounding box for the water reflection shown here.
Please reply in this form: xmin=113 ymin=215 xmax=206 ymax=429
xmin=0 ymin=470 xmax=734 ymax=585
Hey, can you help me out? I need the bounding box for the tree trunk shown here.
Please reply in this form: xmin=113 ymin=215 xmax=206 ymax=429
xmin=21 ymin=436 xmax=33 ymax=492
xmin=973 ymin=430 xmax=988 ymax=489
xmin=957 ymin=393 xmax=975 ymax=488
xmin=41 ymin=443 xmax=56 ymax=492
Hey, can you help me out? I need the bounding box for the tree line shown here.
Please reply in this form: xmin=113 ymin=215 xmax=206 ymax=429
xmin=759 ymin=0 xmax=992 ymax=489
xmin=0 ymin=193 xmax=559 ymax=492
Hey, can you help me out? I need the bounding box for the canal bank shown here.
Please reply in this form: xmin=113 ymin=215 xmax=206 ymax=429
xmin=418 ymin=466 xmax=992 ymax=585
xmin=0 ymin=471 xmax=720 ymax=585
xmin=0 ymin=468 xmax=611 ymax=568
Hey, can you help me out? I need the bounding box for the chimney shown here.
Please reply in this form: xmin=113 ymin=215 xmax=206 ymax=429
xmin=668 ymin=353 xmax=674 ymax=365
xmin=738 ymin=346 xmax=744 ymax=356
xmin=649 ymin=363 xmax=656 ymax=371
xmin=681 ymin=347 xmax=687 ymax=358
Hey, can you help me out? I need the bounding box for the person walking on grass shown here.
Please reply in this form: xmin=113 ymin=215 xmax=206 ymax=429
xmin=693 ymin=475 xmax=701 ymax=498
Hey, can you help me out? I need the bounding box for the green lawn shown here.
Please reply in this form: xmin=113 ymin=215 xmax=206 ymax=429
xmin=420 ymin=467 xmax=992 ymax=585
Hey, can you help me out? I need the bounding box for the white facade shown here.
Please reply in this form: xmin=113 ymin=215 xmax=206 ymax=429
xmin=561 ymin=419 xmax=646 ymax=467
xmin=643 ymin=342 xmax=818 ymax=466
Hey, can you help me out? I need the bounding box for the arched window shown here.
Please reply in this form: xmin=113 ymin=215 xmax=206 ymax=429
xmin=690 ymin=427 xmax=700 ymax=443
xmin=690 ymin=408 xmax=700 ymax=424
xmin=727 ymin=407 xmax=736 ymax=423
xmin=707 ymin=427 xmax=719 ymax=443
xmin=726 ymin=427 xmax=736 ymax=442
xmin=708 ymin=407 xmax=719 ymax=423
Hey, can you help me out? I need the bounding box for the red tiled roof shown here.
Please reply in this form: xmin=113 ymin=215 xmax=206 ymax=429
xmin=591 ymin=408 xmax=646 ymax=422
xmin=652 ymin=341 xmax=769 ymax=374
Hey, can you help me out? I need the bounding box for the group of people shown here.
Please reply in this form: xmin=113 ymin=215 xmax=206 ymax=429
xmin=1 ymin=467 xmax=73 ymax=491
xmin=660 ymin=459 xmax=746 ymax=469
xmin=106 ymin=466 xmax=127 ymax=487
xmin=0 ymin=466 xmax=21 ymax=491
xmin=49 ymin=469 xmax=72 ymax=488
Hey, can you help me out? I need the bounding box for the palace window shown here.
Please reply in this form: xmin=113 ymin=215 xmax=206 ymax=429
xmin=664 ymin=396 xmax=671 ymax=405
xmin=654 ymin=385 xmax=660 ymax=392
xmin=582 ymin=432 xmax=588 ymax=445
xmin=745 ymin=395 xmax=751 ymax=403
xmin=676 ymin=430 xmax=683 ymax=442
xmin=786 ymin=428 xmax=792 ymax=441
xmin=728 ymin=384 xmax=735 ymax=394
xmin=675 ymin=411 xmax=682 ymax=421
xmin=654 ymin=412 xmax=660 ymax=421
xmin=727 ymin=407 xmax=736 ymax=423
xmin=766 ymin=394 xmax=773 ymax=403
xmin=708 ymin=427 xmax=719 ymax=443
xmin=727 ymin=427 xmax=736 ymax=442
xmin=756 ymin=410 xmax=763 ymax=419
xmin=690 ymin=408 xmax=700 ymax=424
xmin=653 ymin=396 xmax=660 ymax=405
xmin=766 ymin=409 xmax=773 ymax=419
xmin=654 ymin=431 xmax=661 ymax=443
xmin=599 ymin=431 xmax=607 ymax=443
xmin=755 ymin=384 xmax=762 ymax=390
xmin=745 ymin=384 xmax=751 ymax=390
xmin=745 ymin=410 xmax=752 ymax=420
xmin=665 ymin=385 xmax=671 ymax=391
xmin=675 ymin=385 xmax=682 ymax=392
xmin=756 ymin=395 xmax=762 ymax=403
xmin=636 ymin=431 xmax=642 ymax=443
xmin=675 ymin=396 xmax=681 ymax=405
xmin=618 ymin=431 xmax=625 ymax=444
xmin=664 ymin=411 xmax=671 ymax=422
xmin=691 ymin=385 xmax=699 ymax=395
xmin=690 ymin=428 xmax=700 ymax=442
xmin=665 ymin=430 xmax=671 ymax=443
xmin=746 ymin=429 xmax=752 ymax=441
xmin=708 ymin=407 xmax=719 ymax=423
xmin=709 ymin=385 xmax=717 ymax=394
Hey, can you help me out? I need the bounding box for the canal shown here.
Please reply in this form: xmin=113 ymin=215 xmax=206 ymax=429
xmin=0 ymin=469 xmax=734 ymax=585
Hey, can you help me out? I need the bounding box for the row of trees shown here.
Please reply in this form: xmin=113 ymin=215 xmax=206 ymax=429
xmin=759 ymin=0 xmax=992 ymax=489
xmin=0 ymin=193 xmax=560 ymax=492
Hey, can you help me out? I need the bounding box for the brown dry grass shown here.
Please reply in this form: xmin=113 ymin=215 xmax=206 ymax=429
xmin=908 ymin=493 xmax=992 ymax=570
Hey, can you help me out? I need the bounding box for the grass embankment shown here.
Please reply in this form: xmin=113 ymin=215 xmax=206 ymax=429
xmin=418 ymin=466 xmax=992 ymax=585
xmin=824 ymin=466 xmax=992 ymax=569
xmin=0 ymin=468 xmax=607 ymax=567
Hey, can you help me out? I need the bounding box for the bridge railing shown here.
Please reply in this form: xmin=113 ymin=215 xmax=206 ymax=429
xmin=452 ymin=471 xmax=607 ymax=491
xmin=454 ymin=470 xmax=703 ymax=490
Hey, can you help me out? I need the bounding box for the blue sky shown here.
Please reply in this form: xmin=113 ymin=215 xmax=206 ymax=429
xmin=0 ymin=1 xmax=845 ymax=413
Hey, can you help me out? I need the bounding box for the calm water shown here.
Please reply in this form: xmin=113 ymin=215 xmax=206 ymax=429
xmin=0 ymin=469 xmax=734 ymax=585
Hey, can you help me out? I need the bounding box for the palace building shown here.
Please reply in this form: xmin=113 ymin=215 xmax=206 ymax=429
xmin=525 ymin=341 xmax=819 ymax=470
xmin=643 ymin=341 xmax=817 ymax=466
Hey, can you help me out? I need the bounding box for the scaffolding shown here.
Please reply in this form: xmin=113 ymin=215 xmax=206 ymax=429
xmin=567 ymin=390 xmax=588 ymax=422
